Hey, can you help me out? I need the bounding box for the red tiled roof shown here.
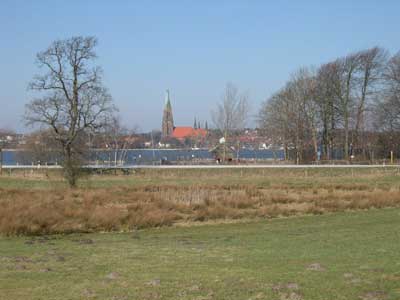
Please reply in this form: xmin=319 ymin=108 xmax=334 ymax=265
xmin=172 ymin=127 xmax=207 ymax=139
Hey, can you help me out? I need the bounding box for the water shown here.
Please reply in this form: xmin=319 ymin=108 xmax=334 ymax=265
xmin=2 ymin=149 xmax=285 ymax=166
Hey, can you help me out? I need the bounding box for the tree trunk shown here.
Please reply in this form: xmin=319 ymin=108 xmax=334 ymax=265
xmin=64 ymin=146 xmax=78 ymax=188
xmin=311 ymin=127 xmax=318 ymax=162
xmin=344 ymin=110 xmax=349 ymax=161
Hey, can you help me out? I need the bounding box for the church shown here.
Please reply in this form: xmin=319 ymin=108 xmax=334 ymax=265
xmin=161 ymin=90 xmax=207 ymax=142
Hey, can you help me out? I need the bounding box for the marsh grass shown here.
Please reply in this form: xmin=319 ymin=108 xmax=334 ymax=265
xmin=1 ymin=169 xmax=400 ymax=235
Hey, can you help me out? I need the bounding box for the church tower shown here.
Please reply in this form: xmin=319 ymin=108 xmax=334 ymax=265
xmin=162 ymin=90 xmax=174 ymax=137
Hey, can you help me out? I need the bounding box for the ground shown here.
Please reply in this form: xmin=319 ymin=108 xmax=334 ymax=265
xmin=1 ymin=208 xmax=400 ymax=300
xmin=0 ymin=167 xmax=400 ymax=299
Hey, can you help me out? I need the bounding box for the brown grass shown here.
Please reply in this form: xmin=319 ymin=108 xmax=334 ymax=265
xmin=1 ymin=182 xmax=400 ymax=235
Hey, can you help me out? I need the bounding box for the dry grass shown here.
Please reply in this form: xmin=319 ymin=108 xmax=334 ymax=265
xmin=1 ymin=181 xmax=400 ymax=235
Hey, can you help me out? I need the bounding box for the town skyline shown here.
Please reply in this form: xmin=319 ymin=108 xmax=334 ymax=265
xmin=1 ymin=1 xmax=400 ymax=133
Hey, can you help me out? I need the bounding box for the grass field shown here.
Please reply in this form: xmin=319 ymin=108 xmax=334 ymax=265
xmin=1 ymin=167 xmax=400 ymax=190
xmin=1 ymin=208 xmax=400 ymax=300
xmin=1 ymin=167 xmax=400 ymax=235
xmin=1 ymin=167 xmax=400 ymax=299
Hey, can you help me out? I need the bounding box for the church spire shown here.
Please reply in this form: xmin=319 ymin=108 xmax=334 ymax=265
xmin=162 ymin=89 xmax=174 ymax=138
xmin=165 ymin=89 xmax=171 ymax=106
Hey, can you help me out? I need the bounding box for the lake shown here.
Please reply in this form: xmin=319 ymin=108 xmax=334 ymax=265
xmin=1 ymin=149 xmax=285 ymax=166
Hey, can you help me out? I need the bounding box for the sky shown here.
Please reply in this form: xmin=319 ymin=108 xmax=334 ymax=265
xmin=1 ymin=0 xmax=400 ymax=133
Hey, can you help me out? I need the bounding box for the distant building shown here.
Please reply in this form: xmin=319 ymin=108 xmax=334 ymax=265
xmin=161 ymin=90 xmax=208 ymax=143
xmin=162 ymin=90 xmax=174 ymax=137
xmin=172 ymin=126 xmax=207 ymax=142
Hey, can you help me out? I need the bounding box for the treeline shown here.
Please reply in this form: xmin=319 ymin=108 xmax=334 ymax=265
xmin=259 ymin=47 xmax=400 ymax=163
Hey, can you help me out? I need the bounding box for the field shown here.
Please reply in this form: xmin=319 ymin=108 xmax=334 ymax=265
xmin=1 ymin=167 xmax=400 ymax=299
xmin=1 ymin=167 xmax=400 ymax=235
xmin=1 ymin=208 xmax=400 ymax=300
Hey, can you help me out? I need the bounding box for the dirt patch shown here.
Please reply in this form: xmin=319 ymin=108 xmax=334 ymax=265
xmin=188 ymin=284 xmax=201 ymax=292
xmin=142 ymin=291 xmax=160 ymax=300
xmin=24 ymin=236 xmax=56 ymax=245
xmin=273 ymin=282 xmax=299 ymax=292
xmin=82 ymin=288 xmax=96 ymax=298
xmin=56 ymin=255 xmax=66 ymax=262
xmin=366 ymin=268 xmax=385 ymax=273
xmin=13 ymin=256 xmax=33 ymax=263
xmin=105 ymin=272 xmax=120 ymax=280
xmin=343 ymin=273 xmax=363 ymax=284
xmin=14 ymin=264 xmax=27 ymax=270
xmin=280 ymin=291 xmax=303 ymax=300
xmin=350 ymin=278 xmax=362 ymax=284
xmin=343 ymin=273 xmax=354 ymax=278
xmin=39 ymin=267 xmax=52 ymax=272
xmin=359 ymin=291 xmax=387 ymax=300
xmin=73 ymin=238 xmax=94 ymax=245
xmin=306 ymin=263 xmax=326 ymax=271
xmin=272 ymin=282 xmax=302 ymax=300
xmin=253 ymin=292 xmax=265 ymax=299
xmin=110 ymin=296 xmax=128 ymax=300
xmin=146 ymin=279 xmax=161 ymax=287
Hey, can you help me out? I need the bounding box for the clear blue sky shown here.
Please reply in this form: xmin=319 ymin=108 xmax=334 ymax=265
xmin=1 ymin=0 xmax=399 ymax=132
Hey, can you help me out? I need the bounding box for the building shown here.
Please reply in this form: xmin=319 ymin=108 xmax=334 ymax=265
xmin=161 ymin=90 xmax=208 ymax=143
xmin=162 ymin=90 xmax=174 ymax=137
xmin=172 ymin=126 xmax=207 ymax=142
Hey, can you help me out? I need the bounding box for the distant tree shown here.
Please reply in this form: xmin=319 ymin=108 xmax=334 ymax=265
xmin=259 ymin=89 xmax=293 ymax=161
xmin=25 ymin=36 xmax=116 ymax=187
xmin=354 ymin=48 xmax=388 ymax=139
xmin=211 ymin=83 xmax=250 ymax=161
xmin=17 ymin=129 xmax=65 ymax=165
xmin=315 ymin=62 xmax=340 ymax=159
xmin=259 ymin=68 xmax=319 ymax=163
xmin=97 ymin=116 xmax=138 ymax=166
xmin=374 ymin=51 xmax=400 ymax=152
xmin=259 ymin=46 xmax=400 ymax=162
xmin=333 ymin=53 xmax=360 ymax=160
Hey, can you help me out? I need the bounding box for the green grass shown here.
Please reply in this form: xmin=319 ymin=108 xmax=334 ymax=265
xmin=1 ymin=208 xmax=400 ymax=300
xmin=1 ymin=167 xmax=400 ymax=190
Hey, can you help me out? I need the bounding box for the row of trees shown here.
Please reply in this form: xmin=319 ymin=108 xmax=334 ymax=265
xmin=22 ymin=36 xmax=400 ymax=186
xmin=259 ymin=47 xmax=400 ymax=163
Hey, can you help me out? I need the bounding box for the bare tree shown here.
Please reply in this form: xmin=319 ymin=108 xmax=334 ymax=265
xmin=374 ymin=52 xmax=400 ymax=145
xmin=385 ymin=51 xmax=400 ymax=91
xmin=99 ymin=116 xmax=138 ymax=167
xmin=25 ymin=36 xmax=116 ymax=187
xmin=259 ymin=69 xmax=319 ymax=163
xmin=327 ymin=54 xmax=360 ymax=160
xmin=290 ymin=68 xmax=320 ymax=162
xmin=259 ymin=89 xmax=294 ymax=160
xmin=353 ymin=47 xmax=388 ymax=153
xmin=211 ymin=83 xmax=250 ymax=161
xmin=315 ymin=62 xmax=340 ymax=159
xmin=260 ymin=47 xmax=400 ymax=163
